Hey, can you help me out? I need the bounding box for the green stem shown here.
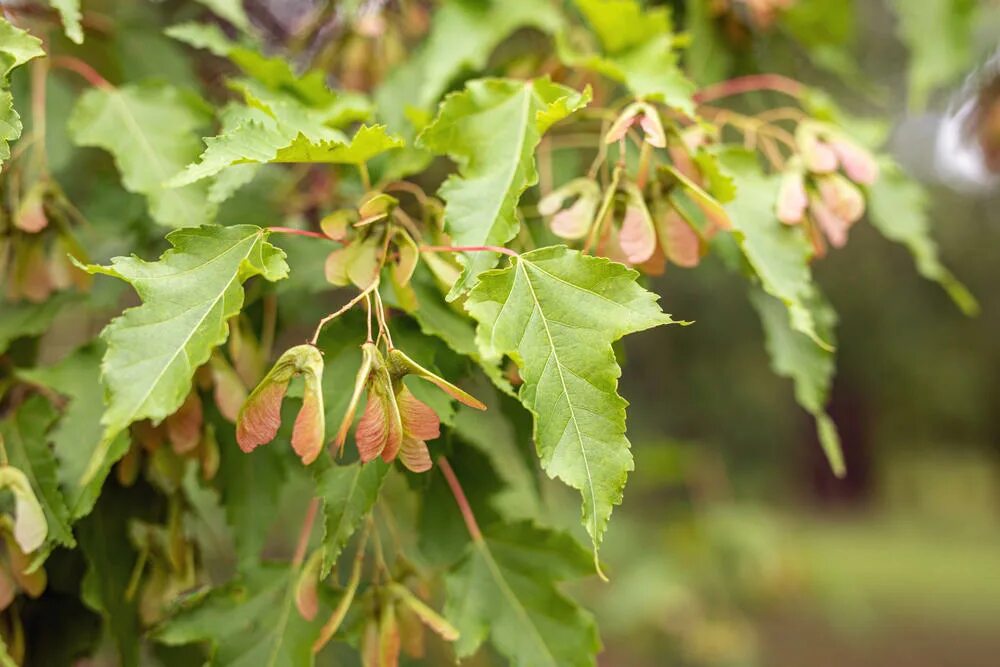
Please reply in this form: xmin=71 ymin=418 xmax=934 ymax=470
xmin=419 ymin=244 xmax=519 ymax=258
xmin=584 ymin=165 xmax=623 ymax=254
xmin=309 ymin=279 xmax=380 ymax=345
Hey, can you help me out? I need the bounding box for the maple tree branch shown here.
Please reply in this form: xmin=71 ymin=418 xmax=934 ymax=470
xmin=420 ymin=244 xmax=519 ymax=258
xmin=312 ymin=521 xmax=370 ymax=653
xmin=49 ymin=56 xmax=113 ymax=90
xmin=267 ymin=226 xmax=329 ymax=240
xmin=437 ymin=457 xmax=483 ymax=543
xmin=694 ymin=74 xmax=805 ymax=105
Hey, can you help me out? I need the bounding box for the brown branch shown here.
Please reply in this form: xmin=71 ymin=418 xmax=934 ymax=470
xmin=49 ymin=56 xmax=113 ymax=90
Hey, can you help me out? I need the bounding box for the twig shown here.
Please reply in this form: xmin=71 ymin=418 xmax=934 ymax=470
xmin=419 ymin=244 xmax=519 ymax=258
xmin=372 ymin=287 xmax=394 ymax=349
xmin=267 ymin=226 xmax=329 ymax=240
xmin=437 ymin=457 xmax=483 ymax=543
xmin=693 ymin=74 xmax=805 ymax=105
xmin=49 ymin=56 xmax=113 ymax=90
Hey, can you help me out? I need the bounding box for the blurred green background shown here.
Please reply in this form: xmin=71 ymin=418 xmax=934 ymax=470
xmin=571 ymin=4 xmax=1000 ymax=665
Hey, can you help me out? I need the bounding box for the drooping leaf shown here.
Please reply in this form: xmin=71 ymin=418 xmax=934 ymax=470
xmin=74 ymin=225 xmax=288 ymax=495
xmin=0 ymin=18 xmax=45 ymax=165
xmin=749 ymin=288 xmax=845 ymax=477
xmin=68 ymin=82 xmax=216 ymax=228
xmin=465 ymin=246 xmax=673 ymax=561
xmin=314 ymin=458 xmax=389 ymax=578
xmin=718 ymin=149 xmax=831 ymax=350
xmin=418 ymin=78 xmax=590 ymax=297
xmin=48 ymin=0 xmax=83 ymax=43
xmin=0 ymin=397 xmax=74 ymax=551
xmin=867 ymin=159 xmax=978 ymax=315
xmin=445 ymin=521 xmax=600 ymax=666
xmin=18 ymin=345 xmax=129 ymax=519
xmin=153 ymin=564 xmax=322 ymax=666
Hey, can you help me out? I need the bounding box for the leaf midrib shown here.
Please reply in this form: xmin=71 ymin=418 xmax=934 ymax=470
xmin=108 ymin=90 xmax=201 ymax=222
xmin=517 ymin=260 xmax=599 ymax=542
xmin=104 ymin=232 xmax=261 ymax=432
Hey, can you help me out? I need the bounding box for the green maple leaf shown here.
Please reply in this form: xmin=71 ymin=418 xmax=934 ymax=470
xmin=68 ymin=82 xmax=216 ymax=228
xmin=750 ymin=288 xmax=845 ymax=476
xmin=563 ymin=0 xmax=695 ymax=114
xmin=0 ymin=397 xmax=75 ymax=551
xmin=718 ymin=149 xmax=831 ymax=350
xmin=18 ymin=345 xmax=129 ymax=519
xmin=0 ymin=18 xmax=45 ymax=165
xmin=867 ymin=159 xmax=978 ymax=315
xmin=445 ymin=521 xmax=600 ymax=667
xmin=465 ymin=246 xmax=674 ymax=562
xmin=170 ymin=92 xmax=398 ymax=186
xmin=418 ymin=78 xmax=590 ymax=298
xmin=153 ymin=564 xmax=321 ymax=666
xmin=314 ymin=458 xmax=388 ymax=578
xmin=74 ymin=225 xmax=288 ymax=499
